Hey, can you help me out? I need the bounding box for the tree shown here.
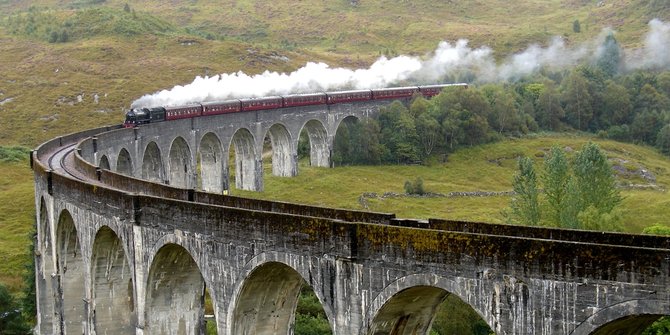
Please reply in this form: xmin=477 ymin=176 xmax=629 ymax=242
xmin=123 ymin=3 xmax=131 ymax=12
xmin=600 ymin=81 xmax=632 ymax=127
xmin=572 ymin=142 xmax=622 ymax=229
xmin=439 ymin=106 xmax=465 ymax=151
xmin=631 ymin=110 xmax=664 ymax=145
xmin=562 ymin=70 xmax=593 ymax=130
xmin=295 ymin=285 xmax=331 ymax=335
xmin=0 ymin=284 xmax=31 ymax=334
xmin=378 ymin=101 xmax=420 ymax=163
xmin=48 ymin=30 xmax=58 ymax=43
xmin=537 ymin=85 xmax=564 ymax=130
xmin=635 ymin=84 xmax=670 ymax=114
xmin=409 ymin=96 xmax=429 ymax=118
xmin=415 ymin=113 xmax=441 ymax=158
xmin=573 ymin=19 xmax=581 ymax=33
xmin=542 ymin=146 xmax=570 ymax=227
xmin=357 ymin=119 xmax=383 ymax=164
xmin=482 ymin=84 xmax=521 ymax=134
xmin=596 ymin=33 xmax=621 ymax=77
xmin=642 ymin=317 xmax=670 ymax=335
xmin=508 ymin=156 xmax=541 ymax=226
xmin=656 ymin=124 xmax=670 ymax=155
xmin=508 ymin=143 xmax=623 ymax=231
xmin=332 ymin=120 xmax=352 ymax=166
xmin=58 ymin=29 xmax=69 ymax=43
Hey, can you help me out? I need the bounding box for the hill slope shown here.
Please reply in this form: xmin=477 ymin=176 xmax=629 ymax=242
xmin=0 ymin=0 xmax=669 ymax=294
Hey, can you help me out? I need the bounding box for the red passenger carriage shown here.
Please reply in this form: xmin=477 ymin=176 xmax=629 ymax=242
xmin=164 ymin=104 xmax=203 ymax=121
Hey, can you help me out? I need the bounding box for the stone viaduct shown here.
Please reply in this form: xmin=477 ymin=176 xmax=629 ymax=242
xmin=32 ymin=99 xmax=670 ymax=335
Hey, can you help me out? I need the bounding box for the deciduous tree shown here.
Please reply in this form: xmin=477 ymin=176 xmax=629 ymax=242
xmin=508 ymin=156 xmax=541 ymax=226
xmin=572 ymin=142 xmax=622 ymax=226
xmin=562 ymin=70 xmax=593 ymax=130
xmin=542 ymin=146 xmax=570 ymax=227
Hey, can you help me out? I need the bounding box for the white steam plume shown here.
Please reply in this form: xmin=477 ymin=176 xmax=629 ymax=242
xmin=627 ymin=19 xmax=670 ymax=70
xmin=132 ymin=19 xmax=670 ymax=108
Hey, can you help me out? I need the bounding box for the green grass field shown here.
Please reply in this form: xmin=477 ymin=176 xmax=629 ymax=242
xmin=240 ymin=134 xmax=670 ymax=233
xmin=0 ymin=0 xmax=669 ymax=295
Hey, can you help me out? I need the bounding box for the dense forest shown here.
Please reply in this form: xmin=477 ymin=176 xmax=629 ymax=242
xmin=328 ymin=50 xmax=670 ymax=167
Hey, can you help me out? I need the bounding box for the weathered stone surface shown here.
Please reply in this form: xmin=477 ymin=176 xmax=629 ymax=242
xmin=33 ymin=105 xmax=670 ymax=335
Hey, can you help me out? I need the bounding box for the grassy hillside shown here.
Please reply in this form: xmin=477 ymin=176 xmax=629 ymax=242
xmin=2 ymin=0 xmax=668 ymax=57
xmin=0 ymin=160 xmax=34 ymax=292
xmin=241 ymin=134 xmax=670 ymax=233
xmin=0 ymin=0 xmax=669 ymax=295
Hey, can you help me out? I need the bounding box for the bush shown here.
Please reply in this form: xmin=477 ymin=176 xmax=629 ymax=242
xmin=0 ymin=146 xmax=30 ymax=163
xmin=0 ymin=284 xmax=31 ymax=334
xmin=294 ymin=314 xmax=331 ymax=335
xmin=404 ymin=177 xmax=425 ymax=195
xmin=642 ymin=224 xmax=670 ymax=235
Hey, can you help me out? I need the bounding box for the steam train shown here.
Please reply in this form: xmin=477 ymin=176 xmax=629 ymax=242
xmin=123 ymin=83 xmax=467 ymax=127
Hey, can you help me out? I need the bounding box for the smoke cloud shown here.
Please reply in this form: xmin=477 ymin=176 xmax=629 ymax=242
xmin=132 ymin=19 xmax=670 ymax=108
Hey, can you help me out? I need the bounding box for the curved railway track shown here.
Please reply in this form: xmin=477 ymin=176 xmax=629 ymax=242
xmin=47 ymin=142 xmax=83 ymax=181
xmin=35 ymin=127 xmax=670 ymax=251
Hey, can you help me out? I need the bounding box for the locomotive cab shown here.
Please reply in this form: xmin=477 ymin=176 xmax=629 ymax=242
xmin=123 ymin=107 xmax=166 ymax=127
xmin=123 ymin=108 xmax=150 ymax=127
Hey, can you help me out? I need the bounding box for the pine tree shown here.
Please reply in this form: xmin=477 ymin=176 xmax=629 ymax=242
xmin=596 ymin=33 xmax=621 ymax=77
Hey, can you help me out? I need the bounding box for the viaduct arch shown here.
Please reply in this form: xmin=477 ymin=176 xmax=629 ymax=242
xmin=32 ymin=99 xmax=670 ymax=335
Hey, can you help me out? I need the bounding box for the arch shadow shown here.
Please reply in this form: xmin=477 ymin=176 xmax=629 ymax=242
xmin=144 ymin=235 xmax=217 ymax=335
xmin=56 ymin=209 xmax=86 ymax=335
xmin=90 ymin=226 xmax=135 ymax=333
xmin=227 ymin=253 xmax=335 ymax=335
xmin=571 ymin=299 xmax=670 ymax=335
xmin=365 ymin=273 xmax=493 ymax=335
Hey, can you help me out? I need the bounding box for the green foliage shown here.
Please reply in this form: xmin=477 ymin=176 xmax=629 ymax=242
xmin=430 ymin=295 xmax=493 ymax=335
xmin=415 ymin=112 xmax=441 ymax=157
xmin=573 ymin=142 xmax=622 ymax=216
xmin=294 ymin=314 xmax=332 ymax=335
xmin=537 ymin=84 xmax=564 ymax=130
xmin=642 ymin=317 xmax=670 ymax=335
xmin=333 ymin=118 xmax=383 ymax=166
xmin=573 ymin=19 xmax=581 ymax=33
xmin=404 ymin=177 xmax=425 ymax=195
xmin=578 ymin=205 xmax=623 ymax=232
xmin=656 ymin=124 xmax=670 ymax=155
xmin=295 ymin=285 xmax=331 ymax=335
xmin=596 ymin=33 xmax=621 ymax=77
xmin=0 ymin=283 xmax=31 ymax=334
xmin=510 ymin=143 xmax=623 ymax=230
xmin=379 ymin=101 xmax=420 ymax=163
xmin=600 ymin=81 xmax=632 ymax=127
xmin=3 ymin=6 xmax=178 ymax=42
xmin=21 ymin=231 xmax=36 ymax=325
xmin=562 ymin=69 xmax=593 ymax=130
xmin=297 ymin=130 xmax=311 ymax=159
xmin=0 ymin=146 xmax=30 ymax=163
xmin=508 ymin=156 xmax=541 ymax=226
xmin=542 ymin=146 xmax=570 ymax=227
xmin=642 ymin=224 xmax=670 ymax=236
